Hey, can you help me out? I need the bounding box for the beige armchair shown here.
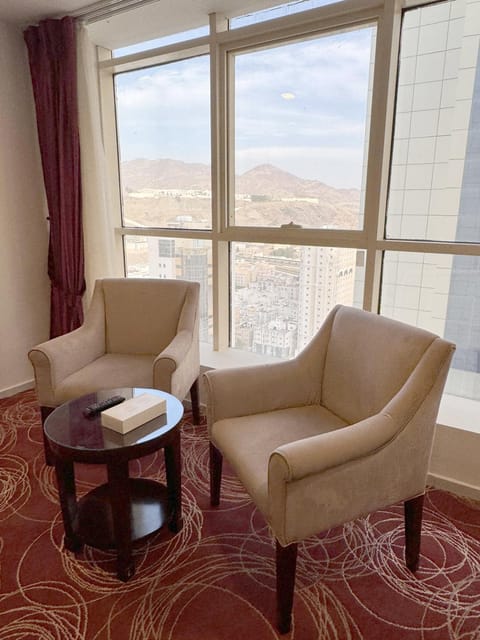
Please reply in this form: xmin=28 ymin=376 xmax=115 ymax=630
xmin=203 ymin=305 xmax=455 ymax=634
xmin=29 ymin=278 xmax=201 ymax=464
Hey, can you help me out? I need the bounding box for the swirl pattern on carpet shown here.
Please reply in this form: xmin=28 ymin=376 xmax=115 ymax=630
xmin=0 ymin=390 xmax=479 ymax=639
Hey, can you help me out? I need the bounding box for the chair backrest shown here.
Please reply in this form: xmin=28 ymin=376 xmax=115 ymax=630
xmin=321 ymin=305 xmax=452 ymax=424
xmin=97 ymin=278 xmax=199 ymax=355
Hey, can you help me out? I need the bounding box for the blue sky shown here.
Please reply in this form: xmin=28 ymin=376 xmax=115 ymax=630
xmin=115 ymin=25 xmax=374 ymax=190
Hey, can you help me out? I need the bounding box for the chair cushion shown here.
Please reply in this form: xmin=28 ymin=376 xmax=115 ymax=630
xmin=211 ymin=404 xmax=348 ymax=516
xmin=54 ymin=353 xmax=155 ymax=405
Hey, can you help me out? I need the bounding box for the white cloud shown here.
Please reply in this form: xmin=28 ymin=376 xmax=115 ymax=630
xmin=116 ymin=56 xmax=210 ymax=114
xmin=115 ymin=56 xmax=211 ymax=163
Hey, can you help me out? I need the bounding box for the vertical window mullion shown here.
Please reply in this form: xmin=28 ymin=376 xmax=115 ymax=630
xmin=210 ymin=14 xmax=230 ymax=350
xmin=362 ymin=0 xmax=403 ymax=312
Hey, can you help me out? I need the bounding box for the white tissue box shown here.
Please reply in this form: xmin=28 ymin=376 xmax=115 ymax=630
xmin=101 ymin=393 xmax=167 ymax=434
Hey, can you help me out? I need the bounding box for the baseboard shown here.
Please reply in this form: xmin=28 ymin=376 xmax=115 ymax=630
xmin=0 ymin=379 xmax=35 ymax=399
xmin=427 ymin=472 xmax=480 ymax=502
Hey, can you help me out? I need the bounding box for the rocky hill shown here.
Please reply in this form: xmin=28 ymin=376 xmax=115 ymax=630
xmin=121 ymin=158 xmax=210 ymax=191
xmin=120 ymin=158 xmax=361 ymax=229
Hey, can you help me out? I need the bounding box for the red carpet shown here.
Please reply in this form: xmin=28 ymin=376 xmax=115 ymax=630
xmin=0 ymin=390 xmax=479 ymax=639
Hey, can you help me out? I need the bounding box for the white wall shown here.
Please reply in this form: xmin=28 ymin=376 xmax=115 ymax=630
xmin=429 ymin=424 xmax=480 ymax=500
xmin=0 ymin=20 xmax=50 ymax=397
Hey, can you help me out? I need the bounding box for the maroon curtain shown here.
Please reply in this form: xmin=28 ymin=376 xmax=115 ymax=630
xmin=24 ymin=16 xmax=85 ymax=338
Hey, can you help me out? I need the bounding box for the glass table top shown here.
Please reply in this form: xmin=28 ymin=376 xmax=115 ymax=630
xmin=44 ymin=388 xmax=184 ymax=453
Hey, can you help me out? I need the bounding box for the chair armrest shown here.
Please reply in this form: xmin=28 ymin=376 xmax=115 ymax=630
xmin=270 ymin=329 xmax=456 ymax=485
xmin=28 ymin=324 xmax=105 ymax=406
xmin=267 ymin=411 xmax=427 ymax=546
xmin=270 ymin=412 xmax=396 ymax=483
xmin=153 ymin=330 xmax=192 ymax=376
xmin=153 ymin=329 xmax=199 ymax=399
xmin=203 ymin=358 xmax=317 ymax=424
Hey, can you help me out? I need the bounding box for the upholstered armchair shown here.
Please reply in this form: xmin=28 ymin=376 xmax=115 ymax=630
xmin=29 ymin=278 xmax=201 ymax=464
xmin=203 ymin=304 xmax=455 ymax=634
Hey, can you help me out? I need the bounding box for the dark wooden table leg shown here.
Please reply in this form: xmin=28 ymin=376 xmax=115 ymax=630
xmin=107 ymin=459 xmax=135 ymax=581
xmin=164 ymin=428 xmax=183 ymax=533
xmin=54 ymin=458 xmax=83 ymax=552
xmin=41 ymin=407 xmax=55 ymax=466
xmin=209 ymin=443 xmax=223 ymax=507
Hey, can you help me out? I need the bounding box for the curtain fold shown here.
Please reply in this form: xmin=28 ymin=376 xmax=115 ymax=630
xmin=24 ymin=16 xmax=85 ymax=338
xmin=77 ymin=24 xmax=121 ymax=302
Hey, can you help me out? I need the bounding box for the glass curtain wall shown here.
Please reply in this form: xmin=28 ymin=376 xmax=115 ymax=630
xmin=107 ymin=0 xmax=480 ymax=410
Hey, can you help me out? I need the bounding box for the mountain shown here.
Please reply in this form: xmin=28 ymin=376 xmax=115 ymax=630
xmin=121 ymin=158 xmax=211 ymax=191
xmin=121 ymin=158 xmax=359 ymax=198
xmin=236 ymin=163 xmax=312 ymax=197
xmin=120 ymin=158 xmax=361 ymax=229
xmin=236 ymin=163 xmax=358 ymax=201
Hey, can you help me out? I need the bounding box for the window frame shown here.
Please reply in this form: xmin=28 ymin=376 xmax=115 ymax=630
xmin=98 ymin=0 xmax=479 ymax=355
xmin=223 ymin=20 xmax=377 ymax=233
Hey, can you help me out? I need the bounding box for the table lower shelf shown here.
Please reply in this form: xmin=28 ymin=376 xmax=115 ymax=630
xmin=74 ymin=478 xmax=171 ymax=550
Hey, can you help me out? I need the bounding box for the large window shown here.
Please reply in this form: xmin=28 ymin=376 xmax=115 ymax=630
xmin=115 ymin=55 xmax=211 ymax=231
xmin=124 ymin=235 xmax=213 ymax=342
xmin=387 ymin=3 xmax=476 ymax=242
xmin=100 ymin=0 xmax=480 ymax=417
xmin=230 ymin=0 xmax=341 ymax=29
xmin=381 ymin=252 xmax=480 ymax=401
xmin=231 ymin=26 xmax=373 ymax=229
xmin=381 ymin=1 xmax=480 ymax=403
xmin=231 ymin=243 xmax=365 ymax=354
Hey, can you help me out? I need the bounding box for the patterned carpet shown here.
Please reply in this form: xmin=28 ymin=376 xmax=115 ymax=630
xmin=0 ymin=389 xmax=479 ymax=639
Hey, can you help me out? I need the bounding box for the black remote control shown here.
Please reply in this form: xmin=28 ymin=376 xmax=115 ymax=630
xmin=83 ymin=395 xmax=126 ymax=418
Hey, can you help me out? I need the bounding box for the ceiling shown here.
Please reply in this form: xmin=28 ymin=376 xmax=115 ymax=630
xmin=0 ymin=0 xmax=286 ymax=48
xmin=0 ymin=0 xmax=91 ymax=24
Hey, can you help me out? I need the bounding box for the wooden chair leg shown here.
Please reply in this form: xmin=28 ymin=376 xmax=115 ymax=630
xmin=189 ymin=378 xmax=201 ymax=425
xmin=209 ymin=443 xmax=223 ymax=506
xmin=276 ymin=540 xmax=298 ymax=634
xmin=404 ymin=493 xmax=425 ymax=572
xmin=40 ymin=406 xmax=55 ymax=466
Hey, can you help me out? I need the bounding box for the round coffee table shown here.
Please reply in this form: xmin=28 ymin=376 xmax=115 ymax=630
xmin=44 ymin=387 xmax=184 ymax=581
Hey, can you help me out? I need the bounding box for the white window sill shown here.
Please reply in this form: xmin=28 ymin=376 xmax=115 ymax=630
xmin=200 ymin=342 xmax=480 ymax=435
xmin=200 ymin=342 xmax=281 ymax=370
xmin=438 ymin=394 xmax=480 ymax=435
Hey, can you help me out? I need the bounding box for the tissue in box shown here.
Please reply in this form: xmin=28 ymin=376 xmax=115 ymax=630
xmin=101 ymin=393 xmax=167 ymax=434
